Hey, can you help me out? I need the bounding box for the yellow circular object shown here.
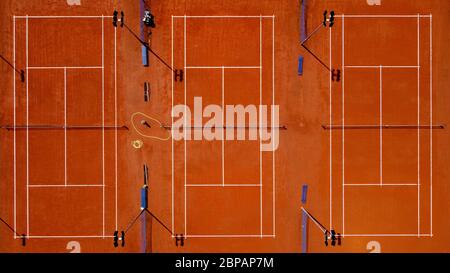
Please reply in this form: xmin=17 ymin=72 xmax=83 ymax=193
xmin=132 ymin=140 xmax=144 ymax=149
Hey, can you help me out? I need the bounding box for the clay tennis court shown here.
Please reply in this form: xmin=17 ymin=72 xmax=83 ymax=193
xmin=0 ymin=0 xmax=449 ymax=253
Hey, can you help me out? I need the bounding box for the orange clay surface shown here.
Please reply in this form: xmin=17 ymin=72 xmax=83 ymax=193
xmin=0 ymin=0 xmax=449 ymax=252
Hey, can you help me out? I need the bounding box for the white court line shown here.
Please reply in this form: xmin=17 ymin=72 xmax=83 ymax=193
xmin=26 ymin=15 xmax=30 ymax=236
xmin=186 ymin=184 xmax=262 ymax=187
xmin=64 ymin=67 xmax=67 ymax=187
xmin=185 ymin=66 xmax=261 ymax=69
xmin=324 ymin=123 xmax=442 ymax=128
xmin=430 ymin=14 xmax=433 ymax=236
xmin=173 ymin=15 xmax=275 ymax=18
xmin=28 ymin=184 xmax=104 ymax=188
xmin=272 ymin=15 xmax=276 ymax=236
xmin=341 ymin=15 xmax=345 ymax=236
xmin=185 ymin=234 xmax=275 ymax=238
xmin=329 ymin=26 xmax=332 ymax=230
xmin=343 ymin=234 xmax=433 ymax=237
xmin=259 ymin=15 xmax=263 ymax=237
xmin=17 ymin=14 xmax=117 ymax=240
xmin=338 ymin=14 xmax=433 ymax=238
xmin=417 ymin=14 xmax=421 ymax=237
xmin=101 ymin=15 xmax=105 ymax=238
xmin=344 ymin=65 xmax=419 ymax=68
xmin=343 ymin=183 xmax=418 ymax=186
xmin=114 ymin=20 xmax=118 ymax=231
xmin=15 ymin=15 xmax=113 ymax=19
xmin=27 ymin=235 xmax=115 ymax=238
xmin=380 ymin=66 xmax=383 ymax=186
xmin=184 ymin=15 xmax=187 ymax=237
xmin=171 ymin=15 xmax=175 ymax=235
xmin=27 ymin=66 xmax=103 ymax=70
xmin=174 ymin=14 xmax=276 ymax=238
xmin=334 ymin=15 xmax=431 ymax=18
xmin=13 ymin=16 xmax=17 ymax=238
xmin=222 ymin=66 xmax=225 ymax=187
